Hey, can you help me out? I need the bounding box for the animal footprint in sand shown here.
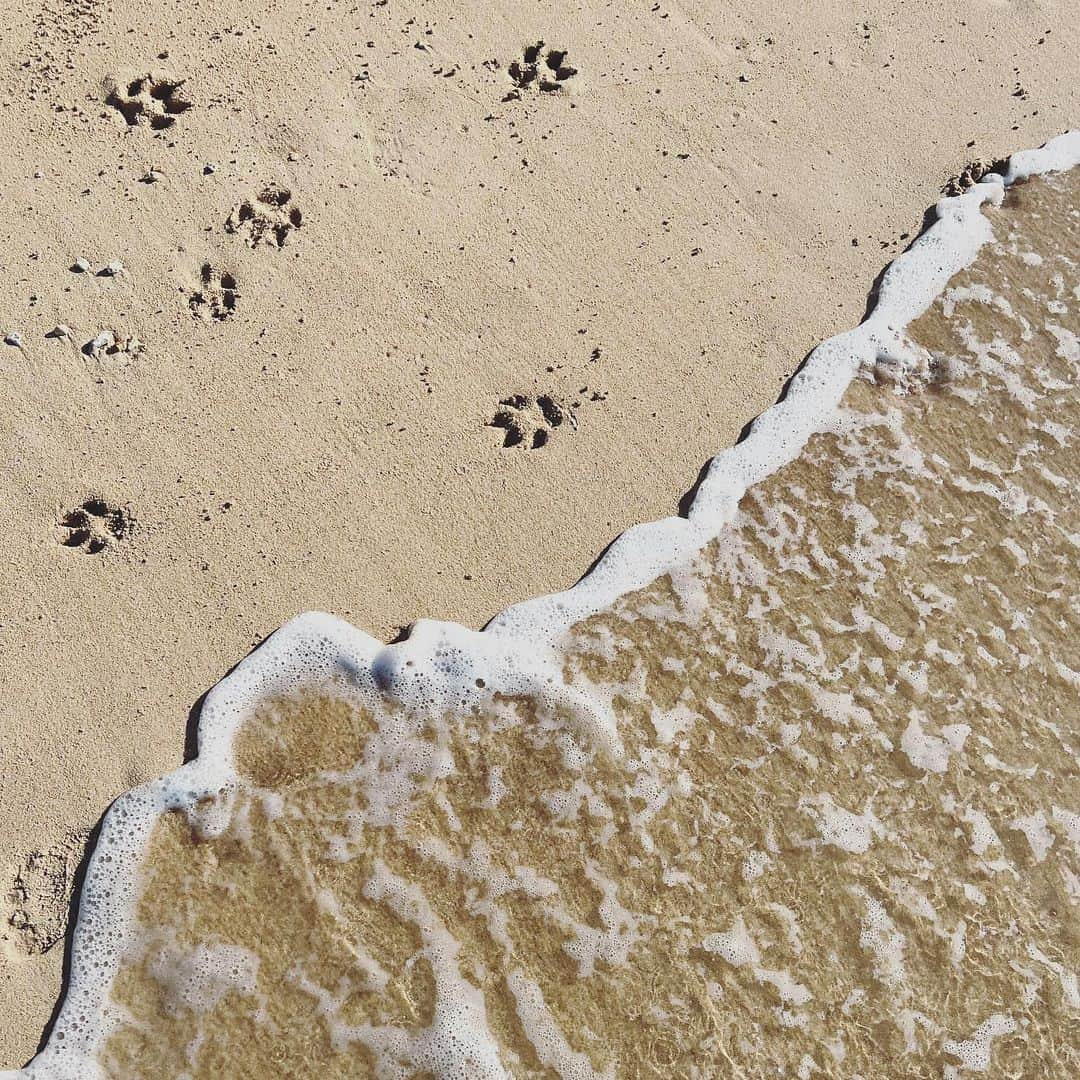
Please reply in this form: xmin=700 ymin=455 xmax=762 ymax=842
xmin=105 ymin=74 xmax=192 ymax=130
xmin=942 ymin=158 xmax=1008 ymax=197
xmin=3 ymin=835 xmax=87 ymax=956
xmin=226 ymin=185 xmax=303 ymax=248
xmin=60 ymin=498 xmax=134 ymax=554
xmin=504 ymin=42 xmax=578 ymax=100
xmin=189 ymin=264 xmax=239 ymax=321
xmin=491 ymin=394 xmax=576 ymax=449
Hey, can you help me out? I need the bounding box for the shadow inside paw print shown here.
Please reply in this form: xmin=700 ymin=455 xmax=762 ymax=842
xmin=491 ymin=394 xmax=576 ymax=449
xmin=106 ymin=74 xmax=192 ymax=130
xmin=60 ymin=498 xmax=134 ymax=554
xmin=504 ymin=42 xmax=578 ymax=100
xmin=189 ymin=264 xmax=239 ymax=321
xmin=226 ymin=185 xmax=303 ymax=248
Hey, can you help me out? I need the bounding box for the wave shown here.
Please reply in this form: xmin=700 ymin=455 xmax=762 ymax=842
xmin=8 ymin=130 xmax=1079 ymax=1078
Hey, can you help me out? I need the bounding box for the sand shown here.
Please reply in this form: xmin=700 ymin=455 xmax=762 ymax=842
xmin=0 ymin=0 xmax=1077 ymax=1068
xmin=19 ymin=166 xmax=1080 ymax=1077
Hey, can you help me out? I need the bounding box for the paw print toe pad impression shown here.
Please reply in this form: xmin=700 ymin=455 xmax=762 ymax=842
xmin=60 ymin=499 xmax=134 ymax=554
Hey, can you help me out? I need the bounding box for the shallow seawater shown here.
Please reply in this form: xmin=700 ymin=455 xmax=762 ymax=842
xmin=36 ymin=171 xmax=1080 ymax=1077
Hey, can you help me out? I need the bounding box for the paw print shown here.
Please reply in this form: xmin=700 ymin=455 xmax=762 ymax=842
xmin=105 ymin=73 xmax=192 ymax=130
xmin=189 ymin=264 xmax=239 ymax=321
xmin=490 ymin=394 xmax=576 ymax=449
xmin=60 ymin=498 xmax=134 ymax=554
xmin=942 ymin=159 xmax=1006 ymax=197
xmin=225 ymin=185 xmax=303 ymax=248
xmin=504 ymin=42 xmax=578 ymax=100
xmin=3 ymin=835 xmax=87 ymax=956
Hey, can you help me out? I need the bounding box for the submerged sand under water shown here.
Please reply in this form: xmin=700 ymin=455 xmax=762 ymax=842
xmin=28 ymin=172 xmax=1080 ymax=1076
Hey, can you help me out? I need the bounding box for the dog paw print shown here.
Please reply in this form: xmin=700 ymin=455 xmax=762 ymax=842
xmin=105 ymin=73 xmax=192 ymax=130
xmin=60 ymin=498 xmax=134 ymax=554
xmin=3 ymin=835 xmax=87 ymax=957
xmin=490 ymin=394 xmax=576 ymax=449
xmin=225 ymin=185 xmax=303 ymax=248
xmin=942 ymin=158 xmax=1006 ymax=197
xmin=504 ymin=42 xmax=578 ymax=100
xmin=189 ymin=264 xmax=239 ymax=321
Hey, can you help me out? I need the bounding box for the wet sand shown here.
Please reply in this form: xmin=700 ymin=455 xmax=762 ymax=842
xmin=18 ymin=167 xmax=1080 ymax=1077
xmin=1 ymin=0 xmax=1079 ymax=1068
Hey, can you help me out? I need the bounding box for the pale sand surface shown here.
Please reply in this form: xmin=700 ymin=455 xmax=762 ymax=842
xmin=66 ymin=169 xmax=1080 ymax=1076
xmin=0 ymin=0 xmax=1076 ymax=1066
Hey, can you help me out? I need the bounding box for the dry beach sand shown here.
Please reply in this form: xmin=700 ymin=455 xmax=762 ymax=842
xmin=0 ymin=0 xmax=1078 ymax=1071
xmin=21 ymin=162 xmax=1079 ymax=1077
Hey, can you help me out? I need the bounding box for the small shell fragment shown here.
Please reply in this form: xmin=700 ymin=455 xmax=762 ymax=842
xmin=71 ymin=258 xmax=91 ymax=273
xmin=83 ymin=330 xmax=143 ymax=361
xmin=85 ymin=330 xmax=116 ymax=358
xmin=46 ymin=324 xmax=74 ymax=340
xmin=101 ymin=260 xmax=124 ymax=277
xmin=4 ymin=331 xmax=23 ymax=347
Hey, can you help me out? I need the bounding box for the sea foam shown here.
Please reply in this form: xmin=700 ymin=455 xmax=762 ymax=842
xmin=6 ymin=130 xmax=1079 ymax=1078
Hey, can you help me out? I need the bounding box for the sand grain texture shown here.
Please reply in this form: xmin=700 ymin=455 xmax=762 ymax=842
xmin=1 ymin=0 xmax=1078 ymax=1066
xmin=18 ymin=167 xmax=1080 ymax=1078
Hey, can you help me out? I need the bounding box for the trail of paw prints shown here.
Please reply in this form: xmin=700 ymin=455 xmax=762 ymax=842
xmin=503 ymin=41 xmax=578 ymax=101
xmin=2 ymin=834 xmax=88 ymax=958
xmin=226 ymin=185 xmax=303 ymax=248
xmin=188 ymin=264 xmax=239 ymax=321
xmin=105 ymin=72 xmax=192 ymax=130
xmin=59 ymin=497 xmax=135 ymax=554
xmin=490 ymin=394 xmax=576 ymax=449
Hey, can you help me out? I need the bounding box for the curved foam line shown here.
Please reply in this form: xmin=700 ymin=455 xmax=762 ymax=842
xmin=485 ymin=130 xmax=1080 ymax=642
xmin=10 ymin=129 xmax=1080 ymax=1079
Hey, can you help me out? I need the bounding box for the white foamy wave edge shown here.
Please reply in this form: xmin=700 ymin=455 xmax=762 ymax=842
xmin=8 ymin=131 xmax=1079 ymax=1078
